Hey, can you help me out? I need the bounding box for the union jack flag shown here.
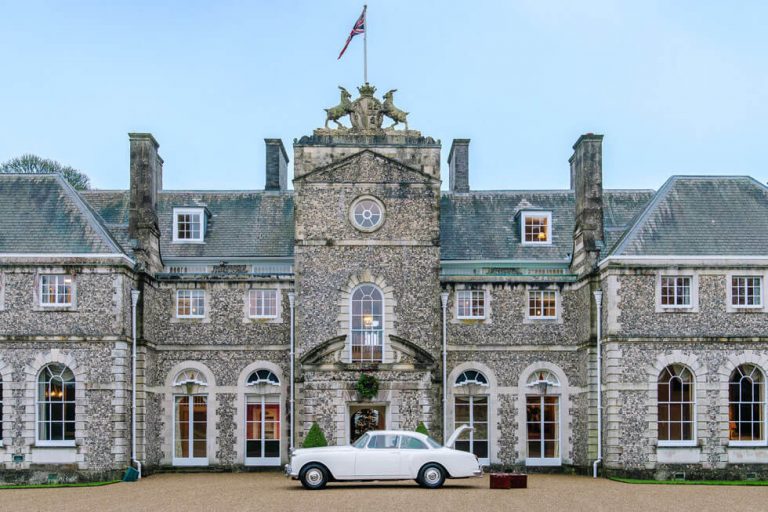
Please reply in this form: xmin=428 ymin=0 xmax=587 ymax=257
xmin=338 ymin=6 xmax=366 ymax=60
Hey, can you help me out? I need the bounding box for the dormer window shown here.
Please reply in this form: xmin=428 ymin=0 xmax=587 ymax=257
xmin=521 ymin=211 xmax=552 ymax=245
xmin=173 ymin=208 xmax=205 ymax=243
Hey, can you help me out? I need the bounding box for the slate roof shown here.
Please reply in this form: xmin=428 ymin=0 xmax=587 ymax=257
xmin=609 ymin=176 xmax=768 ymax=256
xmin=0 ymin=174 xmax=125 ymax=255
xmin=440 ymin=190 xmax=654 ymax=261
xmin=81 ymin=190 xmax=295 ymax=259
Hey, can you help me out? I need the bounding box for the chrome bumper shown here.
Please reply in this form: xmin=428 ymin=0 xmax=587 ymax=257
xmin=472 ymin=466 xmax=484 ymax=477
xmin=284 ymin=464 xmax=292 ymax=478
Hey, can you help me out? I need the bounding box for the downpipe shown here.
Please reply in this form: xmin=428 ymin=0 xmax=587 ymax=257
xmin=130 ymin=289 xmax=142 ymax=479
xmin=592 ymin=290 xmax=603 ymax=478
xmin=440 ymin=292 xmax=449 ymax=441
xmin=288 ymin=292 xmax=296 ymax=453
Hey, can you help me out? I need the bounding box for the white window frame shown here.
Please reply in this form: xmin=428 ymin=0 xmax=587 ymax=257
xmin=38 ymin=274 xmax=74 ymax=307
xmin=172 ymin=394 xmax=209 ymax=466
xmin=176 ymin=289 xmax=206 ymax=319
xmin=657 ymin=365 xmax=697 ymax=448
xmin=526 ymin=289 xmax=558 ymax=320
xmin=728 ymin=365 xmax=767 ymax=447
xmin=35 ymin=364 xmax=76 ymax=447
xmin=349 ymin=195 xmax=385 ymax=233
xmin=525 ymin=394 xmax=562 ymax=466
xmin=729 ymin=276 xmax=764 ymax=310
xmin=248 ymin=289 xmax=279 ymax=319
xmin=244 ymin=394 xmax=281 ymax=466
xmin=656 ymin=273 xmax=699 ymax=312
xmin=172 ymin=208 xmax=206 ymax=243
xmin=521 ymin=211 xmax=553 ymax=246
xmin=349 ymin=284 xmax=385 ymax=363
xmin=456 ymin=290 xmax=486 ymax=320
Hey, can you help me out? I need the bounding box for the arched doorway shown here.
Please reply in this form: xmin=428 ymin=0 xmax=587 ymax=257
xmin=453 ymin=370 xmax=490 ymax=465
xmin=244 ymin=369 xmax=282 ymax=466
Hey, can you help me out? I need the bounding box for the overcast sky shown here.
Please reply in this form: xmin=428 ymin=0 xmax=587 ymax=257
xmin=1 ymin=0 xmax=766 ymax=191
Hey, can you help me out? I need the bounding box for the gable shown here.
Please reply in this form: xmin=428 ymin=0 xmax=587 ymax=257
xmin=296 ymin=150 xmax=438 ymax=185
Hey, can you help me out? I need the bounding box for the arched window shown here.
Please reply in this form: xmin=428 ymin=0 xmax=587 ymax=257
xmin=455 ymin=370 xmax=489 ymax=387
xmin=174 ymin=369 xmax=208 ymax=387
xmin=525 ymin=369 xmax=562 ymax=465
xmin=37 ymin=364 xmax=75 ymax=444
xmin=453 ymin=369 xmax=489 ymax=463
xmin=350 ymin=284 xmax=384 ymax=362
xmin=729 ymin=365 xmax=765 ymax=443
xmin=658 ymin=365 xmax=695 ymax=444
xmin=246 ymin=369 xmax=280 ymax=387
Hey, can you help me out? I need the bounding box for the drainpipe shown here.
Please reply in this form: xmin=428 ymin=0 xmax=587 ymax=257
xmin=130 ymin=289 xmax=142 ymax=479
xmin=288 ymin=292 xmax=296 ymax=453
xmin=592 ymin=290 xmax=603 ymax=478
xmin=440 ymin=292 xmax=449 ymax=442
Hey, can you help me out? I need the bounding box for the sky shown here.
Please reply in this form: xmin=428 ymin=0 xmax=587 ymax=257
xmin=1 ymin=0 xmax=767 ymax=191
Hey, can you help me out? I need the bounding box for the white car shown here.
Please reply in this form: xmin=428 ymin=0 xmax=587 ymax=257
xmin=285 ymin=426 xmax=482 ymax=490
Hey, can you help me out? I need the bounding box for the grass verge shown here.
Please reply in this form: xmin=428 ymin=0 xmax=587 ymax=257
xmin=610 ymin=476 xmax=768 ymax=486
xmin=0 ymin=480 xmax=121 ymax=490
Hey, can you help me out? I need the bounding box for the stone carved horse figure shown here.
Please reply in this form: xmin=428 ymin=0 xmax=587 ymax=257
xmin=324 ymin=86 xmax=353 ymax=129
xmin=382 ymin=89 xmax=409 ymax=130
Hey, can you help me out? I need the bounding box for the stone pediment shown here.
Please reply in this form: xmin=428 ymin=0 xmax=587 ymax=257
xmin=295 ymin=150 xmax=438 ymax=185
xmin=300 ymin=335 xmax=436 ymax=370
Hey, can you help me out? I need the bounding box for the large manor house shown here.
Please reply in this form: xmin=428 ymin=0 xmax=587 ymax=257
xmin=1 ymin=84 xmax=767 ymax=482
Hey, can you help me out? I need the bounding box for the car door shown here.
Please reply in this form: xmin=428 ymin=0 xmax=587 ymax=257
xmin=398 ymin=435 xmax=431 ymax=477
xmin=354 ymin=434 xmax=402 ymax=477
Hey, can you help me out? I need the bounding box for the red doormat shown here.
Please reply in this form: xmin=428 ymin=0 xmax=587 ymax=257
xmin=490 ymin=473 xmax=527 ymax=489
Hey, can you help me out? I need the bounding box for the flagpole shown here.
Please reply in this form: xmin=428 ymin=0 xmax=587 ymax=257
xmin=363 ymin=5 xmax=368 ymax=83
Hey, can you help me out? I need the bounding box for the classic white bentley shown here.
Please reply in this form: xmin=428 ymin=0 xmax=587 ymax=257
xmin=285 ymin=426 xmax=482 ymax=489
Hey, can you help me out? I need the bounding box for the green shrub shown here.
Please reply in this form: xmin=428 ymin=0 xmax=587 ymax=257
xmin=302 ymin=422 xmax=328 ymax=448
xmin=415 ymin=421 xmax=430 ymax=436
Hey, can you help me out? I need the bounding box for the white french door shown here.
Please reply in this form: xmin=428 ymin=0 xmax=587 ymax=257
xmin=173 ymin=395 xmax=208 ymax=466
xmin=526 ymin=395 xmax=561 ymax=466
xmin=454 ymin=395 xmax=489 ymax=465
xmin=245 ymin=395 xmax=281 ymax=466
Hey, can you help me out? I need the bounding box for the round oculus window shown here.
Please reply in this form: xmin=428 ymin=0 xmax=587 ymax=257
xmin=350 ymin=197 xmax=385 ymax=232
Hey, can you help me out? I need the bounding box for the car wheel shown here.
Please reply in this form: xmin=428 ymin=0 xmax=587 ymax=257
xmin=418 ymin=463 xmax=446 ymax=489
xmin=299 ymin=464 xmax=328 ymax=490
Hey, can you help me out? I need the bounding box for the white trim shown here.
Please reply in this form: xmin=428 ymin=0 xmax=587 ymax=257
xmin=176 ymin=289 xmax=206 ymax=319
xmin=247 ymin=289 xmax=279 ymax=319
xmin=525 ymin=288 xmax=559 ymax=321
xmin=243 ymin=394 xmax=282 ymax=467
xmin=172 ymin=207 xmax=206 ymax=243
xmin=348 ymin=283 xmax=385 ymax=363
xmin=600 ymin=255 xmax=768 ymax=269
xmin=0 ymin=253 xmax=133 ymax=262
xmin=520 ymin=211 xmax=553 ymax=246
xmin=727 ymin=273 xmax=765 ymax=312
xmin=349 ymin=195 xmax=386 ymax=233
xmin=171 ymin=394 xmax=209 ymax=466
xmin=455 ymin=289 xmax=487 ymax=320
xmin=655 ymin=273 xmax=699 ymax=313
xmin=38 ymin=274 xmax=75 ymax=307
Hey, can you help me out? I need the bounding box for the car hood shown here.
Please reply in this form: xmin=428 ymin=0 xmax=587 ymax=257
xmin=445 ymin=424 xmax=474 ymax=448
xmin=292 ymin=446 xmax=357 ymax=457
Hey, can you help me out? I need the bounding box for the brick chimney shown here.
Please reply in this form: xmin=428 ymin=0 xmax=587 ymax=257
xmin=569 ymin=133 xmax=604 ymax=275
xmin=265 ymin=138 xmax=289 ymax=191
xmin=448 ymin=139 xmax=470 ymax=193
xmin=128 ymin=132 xmax=163 ymax=274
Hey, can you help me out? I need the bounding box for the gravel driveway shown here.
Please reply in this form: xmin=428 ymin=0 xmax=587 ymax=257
xmin=2 ymin=472 xmax=763 ymax=512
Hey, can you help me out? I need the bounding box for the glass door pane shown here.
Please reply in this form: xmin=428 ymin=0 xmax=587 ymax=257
xmin=527 ymin=395 xmax=560 ymax=464
xmin=245 ymin=396 xmax=281 ymax=465
xmin=174 ymin=395 xmax=207 ymax=465
xmin=454 ymin=395 xmax=489 ymax=462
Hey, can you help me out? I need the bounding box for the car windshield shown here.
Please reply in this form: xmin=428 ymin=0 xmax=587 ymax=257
xmin=425 ymin=436 xmax=441 ymax=449
xmin=352 ymin=434 xmax=369 ymax=448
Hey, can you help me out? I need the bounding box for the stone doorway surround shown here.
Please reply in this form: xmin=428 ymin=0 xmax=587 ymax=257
xmin=347 ymin=403 xmax=388 ymax=443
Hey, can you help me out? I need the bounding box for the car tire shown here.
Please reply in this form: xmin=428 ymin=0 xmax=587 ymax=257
xmin=418 ymin=463 xmax=446 ymax=489
xmin=299 ymin=463 xmax=328 ymax=490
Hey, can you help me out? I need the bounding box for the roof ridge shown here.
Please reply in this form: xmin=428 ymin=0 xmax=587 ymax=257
xmin=54 ymin=175 xmax=127 ymax=256
xmin=608 ymin=176 xmax=679 ymax=256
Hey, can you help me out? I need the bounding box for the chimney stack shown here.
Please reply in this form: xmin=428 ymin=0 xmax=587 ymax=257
xmin=128 ymin=132 xmax=163 ymax=273
xmin=448 ymin=139 xmax=470 ymax=193
xmin=569 ymin=133 xmax=604 ymax=274
xmin=265 ymin=139 xmax=289 ymax=191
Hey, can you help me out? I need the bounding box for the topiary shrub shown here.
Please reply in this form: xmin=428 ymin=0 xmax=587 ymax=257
xmin=415 ymin=421 xmax=430 ymax=436
xmin=302 ymin=422 xmax=328 ymax=448
xmin=355 ymin=373 xmax=379 ymax=400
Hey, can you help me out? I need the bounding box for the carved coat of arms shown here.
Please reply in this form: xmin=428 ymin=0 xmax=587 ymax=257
xmin=323 ymin=83 xmax=409 ymax=133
